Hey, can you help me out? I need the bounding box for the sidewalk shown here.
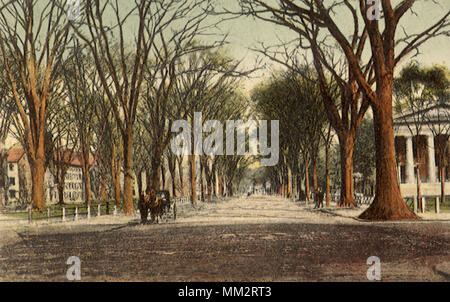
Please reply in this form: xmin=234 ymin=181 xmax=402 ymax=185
xmin=314 ymin=205 xmax=450 ymax=222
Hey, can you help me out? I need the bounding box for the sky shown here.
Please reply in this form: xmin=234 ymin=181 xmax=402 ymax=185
xmin=2 ymin=0 xmax=450 ymax=147
xmin=63 ymin=0 xmax=450 ymax=93
xmin=203 ymin=1 xmax=448 ymax=91
xmin=65 ymin=0 xmax=450 ymax=92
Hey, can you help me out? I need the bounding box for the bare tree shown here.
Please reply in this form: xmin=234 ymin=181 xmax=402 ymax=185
xmin=252 ymin=70 xmax=327 ymax=202
xmin=229 ymin=0 xmax=449 ymax=220
xmin=46 ymin=91 xmax=77 ymax=206
xmin=223 ymin=1 xmax=370 ymax=207
xmin=62 ymin=42 xmax=98 ymax=206
xmin=72 ymin=0 xmax=222 ymax=215
xmin=0 ymin=0 xmax=71 ymax=210
xmin=0 ymin=67 xmax=13 ymax=209
xmin=93 ymin=93 xmax=122 ymax=205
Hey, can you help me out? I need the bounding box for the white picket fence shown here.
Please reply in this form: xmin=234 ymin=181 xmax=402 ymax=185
xmin=172 ymin=196 xmax=190 ymax=204
xmin=330 ymin=193 xmax=374 ymax=205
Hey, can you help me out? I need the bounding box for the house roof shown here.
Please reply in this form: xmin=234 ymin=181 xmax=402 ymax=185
xmin=63 ymin=151 xmax=95 ymax=167
xmin=393 ymin=100 xmax=450 ymax=126
xmin=6 ymin=148 xmax=25 ymax=163
xmin=53 ymin=149 xmax=96 ymax=167
xmin=7 ymin=148 xmax=95 ymax=167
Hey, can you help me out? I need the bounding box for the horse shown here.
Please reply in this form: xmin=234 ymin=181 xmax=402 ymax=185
xmin=314 ymin=190 xmax=324 ymax=209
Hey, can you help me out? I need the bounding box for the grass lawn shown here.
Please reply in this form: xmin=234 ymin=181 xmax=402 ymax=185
xmin=405 ymin=196 xmax=450 ymax=213
xmin=3 ymin=200 xmax=121 ymax=221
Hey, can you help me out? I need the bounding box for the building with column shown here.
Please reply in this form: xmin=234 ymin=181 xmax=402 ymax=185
xmin=394 ymin=101 xmax=449 ymax=197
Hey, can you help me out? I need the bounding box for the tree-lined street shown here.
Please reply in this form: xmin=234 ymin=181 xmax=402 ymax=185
xmin=1 ymin=196 xmax=449 ymax=281
xmin=0 ymin=0 xmax=448 ymax=284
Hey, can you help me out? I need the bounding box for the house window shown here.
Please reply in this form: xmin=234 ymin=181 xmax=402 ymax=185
xmin=9 ymin=164 xmax=14 ymax=171
xmin=9 ymin=177 xmax=15 ymax=186
xmin=9 ymin=190 xmax=16 ymax=199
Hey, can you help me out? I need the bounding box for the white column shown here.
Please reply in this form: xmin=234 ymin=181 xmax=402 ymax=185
xmin=427 ymin=135 xmax=437 ymax=183
xmin=405 ymin=135 xmax=415 ymax=184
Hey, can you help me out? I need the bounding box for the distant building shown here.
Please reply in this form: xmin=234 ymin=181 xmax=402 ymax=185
xmin=6 ymin=148 xmax=95 ymax=205
xmin=394 ymin=101 xmax=449 ymax=197
xmin=5 ymin=148 xmax=25 ymax=202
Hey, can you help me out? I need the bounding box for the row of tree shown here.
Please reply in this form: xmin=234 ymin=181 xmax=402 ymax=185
xmin=220 ymin=0 xmax=449 ymax=220
xmin=252 ymin=63 xmax=448 ymax=212
xmin=0 ymin=0 xmax=252 ymax=213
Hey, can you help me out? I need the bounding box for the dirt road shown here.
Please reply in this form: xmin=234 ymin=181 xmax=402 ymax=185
xmin=0 ymin=196 xmax=449 ymax=281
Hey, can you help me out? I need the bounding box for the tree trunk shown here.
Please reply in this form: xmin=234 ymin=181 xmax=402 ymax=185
xmin=208 ymin=176 xmax=213 ymax=201
xmin=189 ymin=154 xmax=196 ymax=205
xmin=441 ymin=165 xmax=445 ymax=204
xmin=218 ymin=171 xmax=223 ymax=197
xmin=111 ymin=143 xmax=121 ymax=206
xmin=305 ymin=158 xmax=310 ymax=201
xmin=200 ymin=159 xmax=205 ymax=202
xmin=56 ymin=165 xmax=66 ymax=206
xmin=339 ymin=135 xmax=356 ymax=207
xmin=147 ymin=148 xmax=162 ymax=192
xmin=161 ymin=163 xmax=166 ymax=191
xmin=204 ymin=161 xmax=213 ymax=202
xmin=30 ymin=156 xmax=45 ymax=210
xmin=287 ymin=166 xmax=292 ymax=198
xmin=227 ymin=181 xmax=233 ymax=197
xmin=291 ymin=166 xmax=296 ymax=201
xmin=313 ymin=157 xmax=318 ymax=194
xmin=168 ymin=154 xmax=177 ymax=197
xmin=177 ymin=156 xmax=184 ymax=196
xmin=326 ymin=143 xmax=331 ymax=207
xmin=82 ymin=162 xmax=91 ymax=206
xmin=137 ymin=170 xmax=143 ymax=200
xmin=359 ymin=95 xmax=417 ymax=220
xmin=417 ymin=165 xmax=422 ymax=213
xmin=212 ymin=163 xmax=217 ymax=198
xmin=122 ymin=127 xmax=135 ymax=215
xmin=171 ymin=172 xmax=177 ymax=198
xmin=100 ymin=174 xmax=107 ymax=201
xmin=57 ymin=183 xmax=64 ymax=206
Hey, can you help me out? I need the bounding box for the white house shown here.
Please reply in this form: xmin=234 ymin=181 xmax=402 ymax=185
xmin=394 ymin=101 xmax=449 ymax=197
xmin=5 ymin=148 xmax=24 ymax=202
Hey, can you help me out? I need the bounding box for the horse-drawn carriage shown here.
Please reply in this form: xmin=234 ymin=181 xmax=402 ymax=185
xmin=138 ymin=189 xmax=176 ymax=224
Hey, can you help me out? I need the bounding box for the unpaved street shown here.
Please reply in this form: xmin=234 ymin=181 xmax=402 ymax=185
xmin=0 ymin=196 xmax=449 ymax=281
